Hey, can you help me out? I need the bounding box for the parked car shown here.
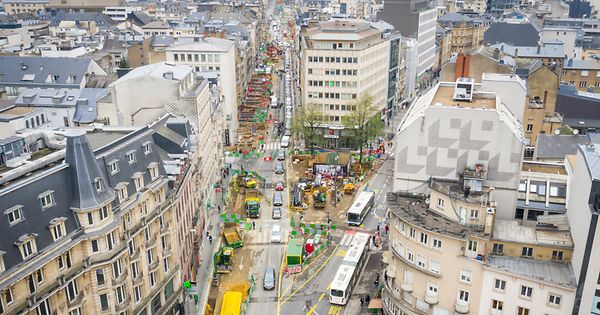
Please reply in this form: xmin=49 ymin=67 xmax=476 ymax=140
xmin=263 ymin=265 xmax=276 ymax=290
xmin=277 ymin=150 xmax=285 ymax=160
xmin=271 ymin=224 xmax=282 ymax=243
xmin=275 ymin=181 xmax=284 ymax=191
xmin=272 ymin=207 xmax=282 ymax=219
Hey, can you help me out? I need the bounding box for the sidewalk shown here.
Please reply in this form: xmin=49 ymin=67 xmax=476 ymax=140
xmin=196 ymin=170 xmax=231 ymax=315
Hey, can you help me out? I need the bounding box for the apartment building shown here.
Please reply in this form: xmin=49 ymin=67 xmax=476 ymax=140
xmin=480 ymin=215 xmax=576 ymax=315
xmin=437 ymin=13 xmax=491 ymax=53
xmin=384 ymin=177 xmax=495 ymax=314
xmin=46 ymin=0 xmax=120 ymax=10
xmin=329 ymin=0 xmax=372 ymax=18
xmin=566 ymin=144 xmax=600 ymax=314
xmin=561 ymin=59 xmax=600 ymax=93
xmin=166 ymin=37 xmax=239 ymax=146
xmin=103 ymin=6 xmax=142 ymax=21
xmin=393 ymin=78 xmax=525 ymax=218
xmin=300 ymin=20 xmax=400 ymax=148
xmin=141 ymin=21 xmax=195 ymax=38
xmin=0 ymin=117 xmax=204 ymax=315
xmin=2 ymin=0 xmax=47 ymax=15
xmin=515 ymin=161 xmax=569 ymax=223
xmin=127 ymin=36 xmax=173 ymax=68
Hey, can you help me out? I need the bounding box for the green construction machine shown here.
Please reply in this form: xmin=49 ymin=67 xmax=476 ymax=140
xmin=245 ymin=190 xmax=261 ymax=218
xmin=214 ymin=247 xmax=234 ymax=274
xmin=313 ymin=190 xmax=326 ymax=208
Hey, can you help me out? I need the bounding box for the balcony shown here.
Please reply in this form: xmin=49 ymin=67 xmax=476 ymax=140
xmin=391 ymin=246 xmax=441 ymax=278
xmin=528 ymin=99 xmax=545 ymax=109
xmin=89 ymin=241 xmax=127 ymax=265
xmin=382 ymin=277 xmax=427 ymax=315
xmin=146 ymin=236 xmax=157 ymax=248
xmin=400 ymin=282 xmax=413 ymax=292
xmin=163 ymin=244 xmax=172 ymax=257
xmin=455 ymin=299 xmax=470 ymax=314
xmin=112 ymin=268 xmax=128 ymax=286
xmin=66 ymin=293 xmax=85 ymax=308
xmin=115 ymin=294 xmax=130 ymax=312
xmin=149 ymin=260 xmax=160 ymax=271
xmin=160 ymin=222 xmax=171 ymax=235
xmin=133 ymin=271 xmax=144 ymax=285
xmin=425 ymin=291 xmax=439 ymax=305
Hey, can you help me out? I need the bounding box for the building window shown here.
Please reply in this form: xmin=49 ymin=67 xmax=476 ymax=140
xmin=520 ymin=285 xmax=533 ymax=298
xmin=96 ymin=268 xmax=105 ymax=285
xmin=18 ymin=236 xmax=37 ymax=259
xmin=95 ymin=178 xmax=103 ymax=192
xmin=134 ymin=286 xmax=142 ymax=303
xmin=582 ymin=70 xmax=589 ymax=76
xmin=437 ymin=198 xmax=444 ymax=207
xmin=5 ymin=205 xmax=24 ymax=226
xmin=116 ymin=285 xmax=125 ymax=304
xmin=491 ymin=243 xmax=504 ymax=254
xmin=526 ymin=124 xmax=533 ymax=132
xmin=409 ymin=227 xmax=416 ymax=239
xmin=429 ymin=259 xmax=440 ymax=274
xmin=128 ymin=239 xmax=135 ymax=256
xmin=147 ymin=248 xmax=154 ymax=264
xmin=39 ymin=191 xmax=55 ymax=209
xmin=432 ymin=238 xmax=442 ymax=249
xmin=144 ymin=226 xmax=151 ymax=242
xmin=100 ymin=294 xmax=109 ymax=311
xmin=112 ymin=259 xmax=122 ymax=278
xmin=131 ymin=261 xmax=139 ymax=279
xmin=521 ymin=247 xmax=533 ymax=257
xmin=109 ymin=160 xmax=119 ymax=174
xmin=37 ymin=298 xmax=51 ymax=315
xmin=51 ymin=221 xmax=66 ymax=241
xmin=107 ymin=231 xmax=115 ymax=251
xmin=519 ymin=181 xmax=526 ymax=191
xmin=407 ymin=249 xmax=414 ymax=262
xmin=552 ymin=250 xmax=564 ymax=260
xmin=150 ymin=271 xmax=157 ymax=287
xmin=417 ymin=255 xmax=426 ymax=268
xmin=460 ymin=269 xmax=472 ymax=283
xmin=126 ymin=151 xmax=136 ymax=164
xmin=470 ymin=210 xmax=478 ymax=219
xmin=163 ymin=257 xmax=169 ymax=273
xmin=491 ymin=299 xmax=503 ymax=310
xmin=517 ymin=307 xmax=529 ymax=315
xmin=419 ymin=232 xmax=428 ymax=245
xmin=100 ymin=205 xmax=109 ymax=221
xmin=65 ymin=280 xmax=78 ymax=302
xmin=69 ymin=308 xmax=82 ymax=315
xmin=580 ymin=81 xmax=588 ymax=88
xmin=458 ymin=290 xmax=469 ymax=302
xmin=467 ymin=240 xmax=478 ymax=252
xmin=548 ymin=294 xmax=561 ymax=306
xmin=494 ymin=279 xmax=506 ymax=291
xmin=35 ymin=269 xmax=44 ymax=285
xmin=2 ymin=287 xmax=13 ymax=306
xmin=143 ymin=142 xmax=152 ymax=155
xmin=87 ymin=212 xmax=94 ymax=225
xmin=149 ymin=164 xmax=159 ymax=180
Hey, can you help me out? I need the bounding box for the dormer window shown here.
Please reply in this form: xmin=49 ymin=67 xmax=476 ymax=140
xmin=38 ymin=191 xmax=55 ymax=209
xmin=133 ymin=172 xmax=145 ymax=191
xmin=109 ymin=160 xmax=119 ymax=174
xmin=116 ymin=183 xmax=129 ymax=202
xmin=126 ymin=150 xmax=136 ymax=164
xmin=95 ymin=178 xmax=104 ymax=192
xmin=4 ymin=205 xmax=24 ymax=226
xmin=15 ymin=233 xmax=38 ymax=260
xmin=148 ymin=162 xmax=159 ymax=180
xmin=66 ymin=74 xmax=77 ymax=84
xmin=49 ymin=217 xmax=67 ymax=241
xmin=100 ymin=205 xmax=109 ymax=221
xmin=143 ymin=141 xmax=152 ymax=155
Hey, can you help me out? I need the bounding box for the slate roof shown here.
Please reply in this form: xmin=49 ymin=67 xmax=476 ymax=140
xmin=484 ymin=22 xmax=540 ymax=46
xmin=127 ymin=11 xmax=152 ymax=26
xmin=556 ymin=84 xmax=600 ymax=120
xmin=49 ymin=12 xmax=116 ymax=28
xmin=151 ymin=35 xmax=174 ymax=47
xmin=535 ymin=134 xmax=590 ymax=160
xmin=490 ymin=43 xmax=565 ymax=58
xmin=563 ymin=58 xmax=600 ymax=70
xmin=487 ymin=255 xmax=576 ymax=287
xmin=0 ymin=56 xmax=91 ymax=88
xmin=111 ymin=62 xmax=193 ymax=85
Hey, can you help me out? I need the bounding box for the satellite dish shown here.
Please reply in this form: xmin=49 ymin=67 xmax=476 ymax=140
xmin=425 ymin=198 xmax=430 ymax=204
xmin=554 ymin=129 xmax=561 ymax=135
xmin=573 ymin=129 xmax=580 ymax=135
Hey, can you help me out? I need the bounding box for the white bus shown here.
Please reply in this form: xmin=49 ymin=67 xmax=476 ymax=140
xmin=329 ymin=232 xmax=370 ymax=305
xmin=347 ymin=191 xmax=375 ymax=225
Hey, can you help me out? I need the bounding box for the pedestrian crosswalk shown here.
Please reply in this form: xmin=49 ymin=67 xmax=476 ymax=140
xmin=340 ymin=233 xmax=353 ymax=247
xmin=264 ymin=141 xmax=281 ymax=151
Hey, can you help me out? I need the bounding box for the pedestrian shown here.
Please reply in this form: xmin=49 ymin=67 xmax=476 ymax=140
xmin=376 ymin=224 xmax=380 ymax=232
xmin=252 ymin=221 xmax=256 ymax=230
xmin=374 ymin=279 xmax=379 ymax=288
xmin=206 ymin=231 xmax=209 ymax=238
xmin=385 ymin=224 xmax=389 ymax=235
xmin=360 ymin=297 xmax=364 ymax=308
xmin=208 ymin=235 xmax=213 ymax=244
xmin=365 ymin=294 xmax=371 ymax=306
xmin=376 ymin=272 xmax=380 ymax=282
xmin=218 ymin=205 xmax=222 ymax=213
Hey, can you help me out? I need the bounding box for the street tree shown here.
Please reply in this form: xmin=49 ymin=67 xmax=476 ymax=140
xmin=292 ymin=103 xmax=324 ymax=154
xmin=342 ymin=93 xmax=385 ymax=166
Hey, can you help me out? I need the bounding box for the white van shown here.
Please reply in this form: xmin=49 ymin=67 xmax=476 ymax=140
xmin=270 ymin=96 xmax=278 ymax=108
xmin=280 ymin=135 xmax=290 ymax=148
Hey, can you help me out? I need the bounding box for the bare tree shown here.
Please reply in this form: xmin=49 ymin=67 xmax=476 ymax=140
xmin=292 ymin=103 xmax=324 ymax=154
xmin=342 ymin=94 xmax=385 ymax=165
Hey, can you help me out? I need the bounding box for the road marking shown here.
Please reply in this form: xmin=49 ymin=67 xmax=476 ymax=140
xmin=276 ymin=238 xmax=289 ymax=315
xmin=305 ymin=293 xmax=327 ymax=315
xmin=282 ymin=242 xmax=331 ymax=297
xmin=319 ymin=292 xmax=325 ymax=301
xmin=281 ymin=243 xmax=339 ymax=305
xmin=328 ymin=306 xmax=342 ymax=315
xmin=336 ymin=249 xmax=347 ymax=257
xmin=239 ymin=256 xmax=244 ymax=270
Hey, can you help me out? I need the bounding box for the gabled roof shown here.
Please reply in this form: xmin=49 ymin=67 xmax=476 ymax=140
xmin=484 ymin=22 xmax=540 ymax=46
xmin=49 ymin=12 xmax=116 ymax=28
xmin=0 ymin=56 xmax=92 ymax=87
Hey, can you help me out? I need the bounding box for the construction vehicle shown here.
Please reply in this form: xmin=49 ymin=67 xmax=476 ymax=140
xmin=220 ymin=291 xmax=243 ymax=315
xmin=223 ymin=227 xmax=243 ymax=248
xmin=245 ymin=190 xmax=261 ymax=218
xmin=214 ymin=247 xmax=234 ymax=274
xmin=244 ymin=177 xmax=257 ymax=189
xmin=344 ymin=179 xmax=355 ymax=194
xmin=313 ymin=190 xmax=326 ymax=208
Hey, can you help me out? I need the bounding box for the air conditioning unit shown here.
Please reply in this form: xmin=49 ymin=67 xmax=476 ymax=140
xmin=486 ymin=207 xmax=495 ymax=214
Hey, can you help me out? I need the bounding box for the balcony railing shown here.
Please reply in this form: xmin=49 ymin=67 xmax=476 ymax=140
xmin=149 ymin=260 xmax=160 ymax=271
xmin=115 ymin=294 xmax=130 ymax=312
xmin=391 ymin=245 xmax=442 ymax=278
xmin=382 ymin=278 xmax=427 ymax=315
xmin=455 ymin=298 xmax=470 ymax=314
xmin=112 ymin=268 xmax=128 ymax=286
xmin=528 ymin=99 xmax=544 ymax=109
xmin=89 ymin=241 xmax=126 ymax=265
xmin=66 ymin=292 xmax=85 ymax=308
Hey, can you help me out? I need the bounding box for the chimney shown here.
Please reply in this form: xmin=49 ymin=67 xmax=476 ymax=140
xmin=537 ymin=45 xmax=541 ymax=54
xmin=455 ymin=53 xmax=465 ymax=80
xmin=463 ymin=54 xmax=471 ymax=78
xmin=568 ymin=59 xmax=573 ymax=67
xmin=163 ymin=72 xmax=174 ymax=80
xmin=514 ymin=48 xmax=519 ymax=57
xmin=493 ymin=48 xmax=500 ymax=59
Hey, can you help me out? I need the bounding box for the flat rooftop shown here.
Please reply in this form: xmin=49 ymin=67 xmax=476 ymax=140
xmin=387 ymin=192 xmax=489 ymax=240
xmin=1 ymin=107 xmax=40 ymax=115
xmin=431 ymin=84 xmax=497 ymax=109
xmin=493 ymin=218 xmax=573 ymax=248
xmin=521 ymin=161 xmax=568 ymax=175
xmin=487 ymin=255 xmax=576 ymax=288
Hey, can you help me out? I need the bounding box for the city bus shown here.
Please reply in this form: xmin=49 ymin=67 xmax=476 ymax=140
xmin=329 ymin=232 xmax=370 ymax=305
xmin=347 ymin=191 xmax=375 ymax=225
xmin=220 ymin=291 xmax=242 ymax=315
